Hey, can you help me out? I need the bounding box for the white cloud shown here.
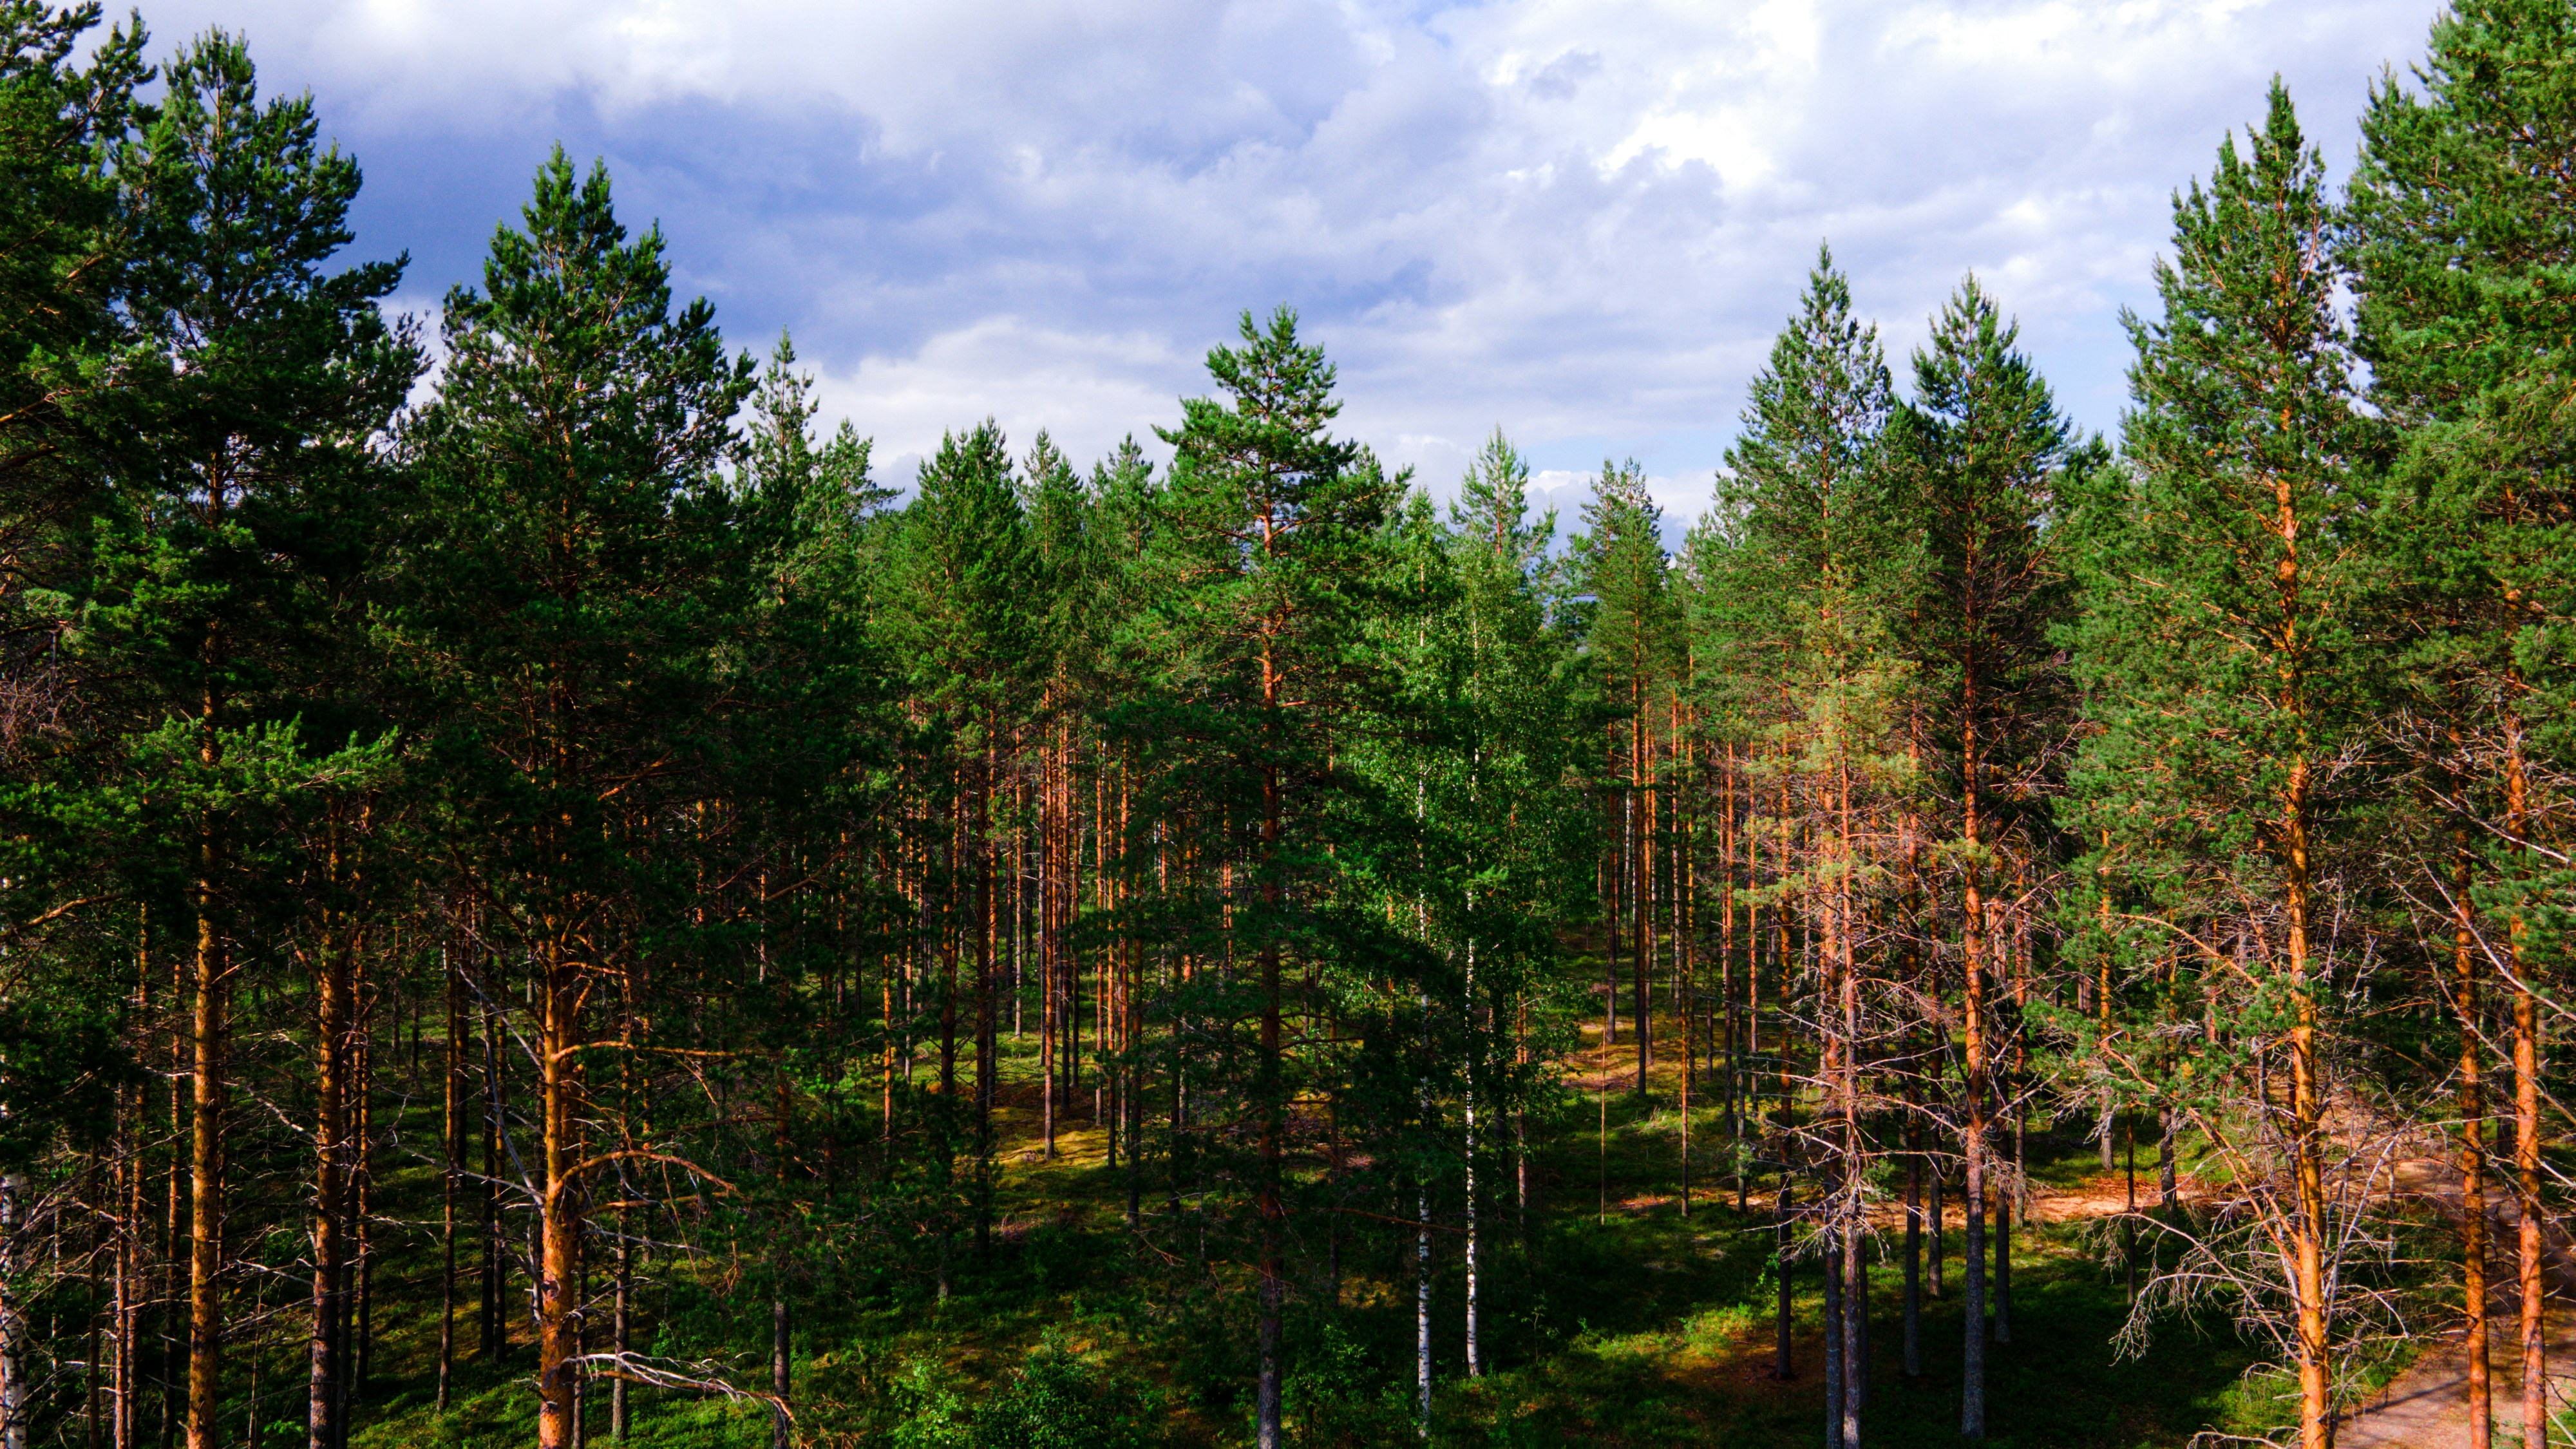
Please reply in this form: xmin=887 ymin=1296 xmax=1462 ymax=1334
xmin=144 ymin=0 xmax=2436 ymax=520
xmin=811 ymin=318 xmax=1190 ymax=489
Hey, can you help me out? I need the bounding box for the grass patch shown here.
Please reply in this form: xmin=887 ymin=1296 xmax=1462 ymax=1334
xmin=323 ymin=999 xmax=2383 ymax=1448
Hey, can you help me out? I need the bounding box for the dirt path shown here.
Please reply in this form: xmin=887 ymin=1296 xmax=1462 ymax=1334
xmin=1940 ymin=1146 xmax=2576 ymax=1448
xmin=1573 ymin=1039 xmax=2576 ymax=1444
xmin=1839 ymin=1151 xmax=2573 ymax=1448
xmin=2338 ymin=1155 xmax=2575 ymax=1448
xmin=2338 ymin=1312 xmax=2576 ymax=1448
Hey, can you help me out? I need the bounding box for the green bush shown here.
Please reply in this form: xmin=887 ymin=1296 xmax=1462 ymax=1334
xmin=890 ymin=1358 xmax=972 ymax=1449
xmin=1285 ymin=1324 xmax=1408 ymax=1448
xmin=972 ymin=1340 xmax=1163 ymax=1449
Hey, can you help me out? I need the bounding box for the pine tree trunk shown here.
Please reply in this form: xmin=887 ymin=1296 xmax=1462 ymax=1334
xmin=186 ymin=834 xmax=226 ymax=1449
xmin=1960 ymin=693 xmax=1991 ymax=1441
xmin=354 ymin=1017 xmax=375 ymax=1433
xmin=2280 ymin=770 xmax=2331 ymax=1449
xmin=568 ymin=1239 xmax=586 ymax=1449
xmin=113 ymin=929 xmax=146 ymax=1449
xmin=610 ymin=1228 xmax=629 ymax=1441
xmin=1775 ymin=1176 xmax=1795 ymax=1381
xmin=1679 ymin=755 xmax=1694 ymax=1214
xmin=1849 ymin=1226 xmax=1868 ymax=1428
xmin=2506 ymin=727 xmax=2544 ymax=1449
xmin=1963 ymin=1141 xmax=1986 ymax=1439
xmin=772 ymin=1076 xmax=793 ymax=1449
xmin=1253 ymin=750 xmax=1285 ymax=1449
xmin=1993 ymin=1186 xmax=2011 ymax=1346
xmin=116 ymin=1064 xmax=137 ymax=1449
xmin=975 ymin=757 xmax=998 ymax=1256
xmin=1823 ymin=1226 xmax=1844 ymax=1449
xmin=1835 ymin=748 xmax=1863 ymax=1443
xmin=1605 ymin=766 xmax=1620 ymax=1052
xmin=2157 ymin=1106 xmax=2179 ymax=1227
xmin=1465 ymin=939 xmax=1482 ymax=1379
xmin=309 ymin=910 xmax=350 ymax=1449
xmin=537 ymin=933 xmax=583 ymax=1449
xmin=937 ymin=801 xmax=959 ymax=1302
xmin=88 ymin=1267 xmax=104 ymax=1449
xmin=2098 ymin=957 xmax=2117 ymax=1173
xmin=164 ymin=945 xmax=182 ymax=1449
xmin=769 ymin=1294 xmax=789 ymax=1449
xmin=2125 ymin=1117 xmax=2140 ymax=1303
xmin=2512 ymin=958 xmax=2543 ymax=1449
xmin=439 ymin=954 xmax=460 ymax=1414
xmin=485 ymin=1009 xmax=507 ymax=1363
xmin=1119 ymin=758 xmax=1144 ymax=1232
xmin=1041 ymin=744 xmax=1057 ymax=1160
xmin=1633 ymin=696 xmax=1653 ymax=1094
xmin=1721 ymin=742 xmax=1740 ymax=1152
xmin=2452 ymin=798 xmax=2492 ymax=1449
xmin=1904 ymin=1131 xmax=1921 ymax=1378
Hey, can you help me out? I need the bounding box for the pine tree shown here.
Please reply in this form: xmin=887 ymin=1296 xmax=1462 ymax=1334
xmin=1712 ymin=244 xmax=1902 ymax=1449
xmin=726 ymin=334 xmax=891 ymax=1449
xmin=1132 ymin=307 xmax=1409 ymax=1448
xmin=1892 ymin=274 xmax=2076 ymax=1416
xmin=1437 ymin=432 xmax=1587 ymax=1380
xmin=0 ymin=0 xmax=142 ymax=559
xmin=2347 ymin=11 xmax=2576 ymax=1441
xmin=77 ymin=33 xmax=417 ymax=1448
xmin=2076 ymin=81 xmax=2375 ymax=1449
xmin=1576 ymin=459 xmax=1674 ymax=1094
xmin=1020 ymin=430 xmax=1092 ymax=1160
xmin=887 ymin=418 xmax=1039 ymax=1266
xmin=0 ymin=16 xmax=147 ymax=1433
xmin=402 ymin=148 xmax=753 ymax=1448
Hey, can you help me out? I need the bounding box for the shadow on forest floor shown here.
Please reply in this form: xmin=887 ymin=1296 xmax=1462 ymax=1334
xmin=348 ymin=1018 xmax=2410 ymax=1449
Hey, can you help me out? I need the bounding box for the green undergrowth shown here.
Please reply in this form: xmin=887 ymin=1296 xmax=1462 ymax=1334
xmin=339 ymin=1009 xmax=2430 ymax=1448
xmin=353 ymin=1214 xmax=2288 ymax=1448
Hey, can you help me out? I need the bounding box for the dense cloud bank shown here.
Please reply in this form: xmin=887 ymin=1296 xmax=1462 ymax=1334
xmin=144 ymin=0 xmax=2425 ymax=500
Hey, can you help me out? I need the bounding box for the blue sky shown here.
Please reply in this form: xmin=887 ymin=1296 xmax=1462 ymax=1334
xmin=140 ymin=0 xmax=2435 ymax=524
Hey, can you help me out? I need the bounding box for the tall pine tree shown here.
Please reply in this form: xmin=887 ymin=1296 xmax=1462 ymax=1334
xmin=2348 ymin=10 xmax=2576 ymax=1441
xmin=2078 ymin=82 xmax=2374 ymax=1449
xmin=401 ymin=149 xmax=753 ymax=1448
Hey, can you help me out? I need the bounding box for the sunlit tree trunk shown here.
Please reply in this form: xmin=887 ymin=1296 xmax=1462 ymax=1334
xmin=186 ymin=828 xmax=225 ymax=1449
xmin=2495 ymin=713 xmax=2544 ymax=1449
xmin=309 ymin=867 xmax=354 ymax=1449
xmin=2451 ymin=832 xmax=2490 ymax=1449
xmin=1960 ymin=674 xmax=1991 ymax=1441
xmin=536 ymin=927 xmax=583 ymax=1449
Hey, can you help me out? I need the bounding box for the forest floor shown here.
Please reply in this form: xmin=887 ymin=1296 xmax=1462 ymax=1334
xmin=2338 ymin=1310 xmax=2575 ymax=1449
xmin=2334 ymin=1152 xmax=2576 ymax=1448
xmin=339 ymin=1001 xmax=2482 ymax=1449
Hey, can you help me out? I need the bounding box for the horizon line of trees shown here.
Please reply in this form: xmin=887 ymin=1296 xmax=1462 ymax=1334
xmin=0 ymin=5 xmax=2570 ymax=1449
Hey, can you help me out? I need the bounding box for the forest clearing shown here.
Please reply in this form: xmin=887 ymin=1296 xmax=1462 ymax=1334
xmin=2 ymin=1 xmax=2573 ymax=1448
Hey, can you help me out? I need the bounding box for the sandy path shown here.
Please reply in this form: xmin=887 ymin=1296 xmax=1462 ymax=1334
xmin=1857 ymin=1152 xmax=2572 ymax=1446
xmin=2338 ymin=1312 xmax=2576 ymax=1448
xmin=2337 ymin=1155 xmax=2574 ymax=1448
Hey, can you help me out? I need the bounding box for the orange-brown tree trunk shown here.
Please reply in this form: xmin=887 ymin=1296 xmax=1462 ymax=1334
xmin=1633 ymin=683 xmax=1653 ymax=1093
xmin=308 ymin=898 xmax=352 ymax=1449
xmin=1960 ymin=680 xmax=1991 ymax=1441
xmin=536 ymin=933 xmax=582 ymax=1449
xmin=185 ymin=830 xmax=225 ymax=1449
xmin=2269 ymin=460 xmax=2333 ymax=1449
xmin=2503 ymin=726 xmax=2545 ymax=1449
xmin=2453 ymin=841 xmax=2491 ymax=1449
